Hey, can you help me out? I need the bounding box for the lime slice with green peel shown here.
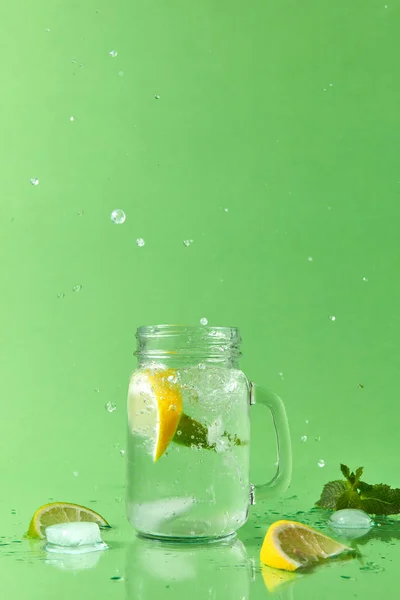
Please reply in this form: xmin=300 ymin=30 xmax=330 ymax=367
xmin=27 ymin=502 xmax=109 ymax=539
xmin=260 ymin=520 xmax=354 ymax=571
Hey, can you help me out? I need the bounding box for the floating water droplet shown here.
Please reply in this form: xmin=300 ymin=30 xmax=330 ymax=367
xmin=73 ymin=471 xmax=79 ymax=477
xmin=305 ymin=419 xmax=309 ymax=424
xmin=176 ymin=430 xmax=182 ymax=436
xmin=358 ymin=383 xmax=364 ymax=389
xmin=329 ymin=83 xmax=333 ymax=87
xmin=314 ymin=436 xmax=321 ymax=442
xmin=300 ymin=435 xmax=308 ymax=443
xmin=154 ymin=94 xmax=160 ymax=100
xmin=278 ymin=372 xmax=284 ymax=379
xmin=105 ymin=401 xmax=116 ymax=413
xmin=120 ymin=449 xmax=125 ymax=456
xmin=329 ymin=315 xmax=336 ymax=321
xmin=69 ymin=116 xmax=75 ymax=122
xmin=362 ymin=276 xmax=368 ymax=282
xmin=45 ymin=28 xmax=50 ymax=32
xmin=57 ymin=293 xmax=65 ymax=299
xmin=110 ymin=209 xmax=126 ymax=224
xmin=136 ymin=238 xmax=145 ymax=247
xmin=72 ymin=284 xmax=82 ymax=292
xmin=224 ymin=208 xmax=229 ymax=212
xmin=109 ymin=50 xmax=118 ymax=58
xmin=183 ymin=239 xmax=193 ymax=247
xmin=30 ymin=178 xmax=39 ymax=186
xmin=198 ymin=363 xmax=206 ymax=370
xmin=94 ymin=388 xmax=100 ymax=393
xmin=110 ymin=576 xmax=124 ymax=581
xmin=318 ymin=459 xmax=325 ymax=468
xmin=307 ymin=256 xmax=313 ymax=262
xmin=118 ymin=71 xmax=124 ymax=77
xmin=200 ymin=317 xmax=208 ymax=325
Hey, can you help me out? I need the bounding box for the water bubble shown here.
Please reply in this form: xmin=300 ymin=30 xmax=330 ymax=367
xmin=111 ymin=209 xmax=126 ymax=224
xmin=183 ymin=239 xmax=193 ymax=247
xmin=278 ymin=371 xmax=284 ymax=379
xmin=358 ymin=383 xmax=364 ymax=389
xmin=57 ymin=293 xmax=65 ymax=299
xmin=120 ymin=449 xmax=125 ymax=456
xmin=200 ymin=317 xmax=208 ymax=325
xmin=72 ymin=284 xmax=82 ymax=292
xmin=30 ymin=178 xmax=39 ymax=186
xmin=198 ymin=363 xmax=206 ymax=370
xmin=307 ymin=256 xmax=313 ymax=262
xmin=224 ymin=208 xmax=229 ymax=212
xmin=314 ymin=436 xmax=321 ymax=442
xmin=167 ymin=375 xmax=177 ymax=383
xmin=109 ymin=50 xmax=118 ymax=58
xmin=118 ymin=71 xmax=124 ymax=77
xmin=136 ymin=238 xmax=145 ymax=247
xmin=176 ymin=430 xmax=182 ymax=436
xmin=362 ymin=276 xmax=368 ymax=282
xmin=154 ymin=94 xmax=160 ymax=99
xmin=305 ymin=419 xmax=309 ymax=424
xmin=300 ymin=435 xmax=308 ymax=443
xmin=168 ymin=404 xmax=177 ymax=412
xmin=329 ymin=315 xmax=336 ymax=321
xmin=45 ymin=28 xmax=50 ymax=32
xmin=318 ymin=459 xmax=325 ymax=468
xmin=69 ymin=116 xmax=75 ymax=122
xmin=94 ymin=388 xmax=100 ymax=393
xmin=105 ymin=401 xmax=116 ymax=413
xmin=73 ymin=471 xmax=79 ymax=477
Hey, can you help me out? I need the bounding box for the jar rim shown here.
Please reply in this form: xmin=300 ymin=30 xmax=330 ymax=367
xmin=136 ymin=324 xmax=240 ymax=338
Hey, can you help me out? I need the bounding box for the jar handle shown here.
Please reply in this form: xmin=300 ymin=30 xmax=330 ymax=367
xmin=250 ymin=383 xmax=292 ymax=503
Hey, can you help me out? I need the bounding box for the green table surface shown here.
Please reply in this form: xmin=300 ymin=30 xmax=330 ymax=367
xmin=1 ymin=0 xmax=399 ymax=598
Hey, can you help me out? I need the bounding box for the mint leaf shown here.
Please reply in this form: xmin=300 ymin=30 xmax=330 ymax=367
xmin=340 ymin=464 xmax=351 ymax=481
xmin=358 ymin=482 xmax=400 ymax=516
xmin=316 ymin=465 xmax=400 ymax=515
xmin=316 ymin=480 xmax=349 ymax=509
xmin=336 ymin=490 xmax=362 ymax=510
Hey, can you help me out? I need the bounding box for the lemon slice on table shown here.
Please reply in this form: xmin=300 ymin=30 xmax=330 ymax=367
xmin=128 ymin=369 xmax=183 ymax=462
xmin=27 ymin=502 xmax=109 ymax=539
xmin=260 ymin=520 xmax=353 ymax=572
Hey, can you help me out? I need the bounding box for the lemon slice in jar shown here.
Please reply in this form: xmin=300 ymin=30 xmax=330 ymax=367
xmin=128 ymin=369 xmax=183 ymax=462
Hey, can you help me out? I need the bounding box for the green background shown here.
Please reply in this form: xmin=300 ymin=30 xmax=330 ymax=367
xmin=1 ymin=0 xmax=399 ymax=598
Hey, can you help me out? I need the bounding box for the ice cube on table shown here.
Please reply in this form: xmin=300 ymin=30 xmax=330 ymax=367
xmin=45 ymin=522 xmax=108 ymax=554
xmin=328 ymin=509 xmax=373 ymax=539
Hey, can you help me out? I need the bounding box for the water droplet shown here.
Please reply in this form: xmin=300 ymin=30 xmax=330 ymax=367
xmin=385 ymin=4 xmax=388 ymax=7
xmin=314 ymin=436 xmax=321 ymax=442
xmin=72 ymin=284 xmax=82 ymax=292
xmin=168 ymin=404 xmax=177 ymax=412
xmin=318 ymin=459 xmax=325 ymax=468
xmin=30 ymin=178 xmax=39 ymax=186
xmin=183 ymin=239 xmax=193 ymax=247
xmin=329 ymin=83 xmax=333 ymax=87
xmin=167 ymin=375 xmax=177 ymax=383
xmin=109 ymin=50 xmax=118 ymax=58
xmin=154 ymin=94 xmax=160 ymax=99
xmin=94 ymin=388 xmax=100 ymax=393
xmin=69 ymin=116 xmax=75 ymax=122
xmin=362 ymin=276 xmax=368 ymax=282
xmin=73 ymin=471 xmax=79 ymax=477
xmin=120 ymin=449 xmax=125 ymax=456
xmin=358 ymin=383 xmax=364 ymax=389
xmin=329 ymin=315 xmax=336 ymax=321
xmin=200 ymin=317 xmax=208 ymax=325
xmin=115 ymin=496 xmax=122 ymax=503
xmin=176 ymin=430 xmax=182 ymax=436
xmin=45 ymin=28 xmax=50 ymax=32
xmin=105 ymin=401 xmax=116 ymax=413
xmin=110 ymin=576 xmax=124 ymax=581
xmin=300 ymin=435 xmax=308 ymax=443
xmin=278 ymin=371 xmax=284 ymax=379
xmin=118 ymin=71 xmax=124 ymax=77
xmin=305 ymin=419 xmax=309 ymax=424
xmin=110 ymin=209 xmax=126 ymax=224
xmin=198 ymin=363 xmax=206 ymax=370
xmin=136 ymin=238 xmax=145 ymax=247
xmin=57 ymin=292 xmax=65 ymax=299
xmin=307 ymin=256 xmax=313 ymax=262
xmin=224 ymin=208 xmax=229 ymax=212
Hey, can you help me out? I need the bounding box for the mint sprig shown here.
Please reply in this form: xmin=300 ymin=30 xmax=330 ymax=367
xmin=316 ymin=464 xmax=400 ymax=515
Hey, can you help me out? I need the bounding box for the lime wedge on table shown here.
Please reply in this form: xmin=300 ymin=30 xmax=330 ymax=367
xmin=27 ymin=502 xmax=109 ymax=539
